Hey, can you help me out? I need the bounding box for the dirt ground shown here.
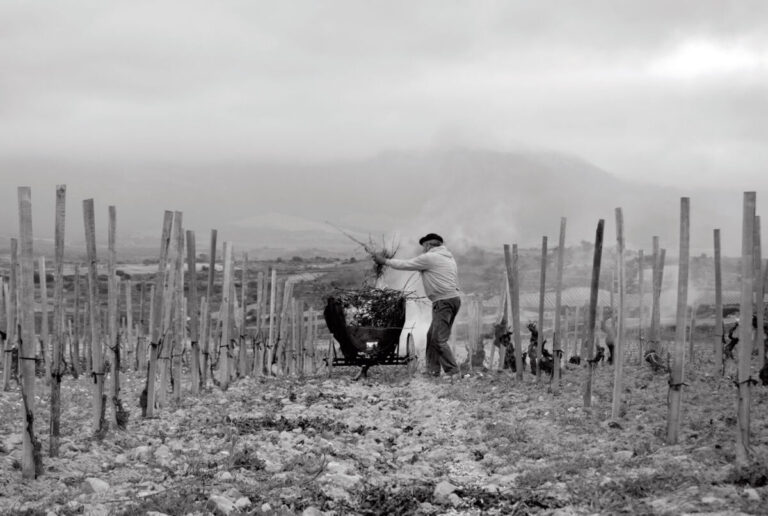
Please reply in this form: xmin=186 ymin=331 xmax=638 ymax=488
xmin=1 ymin=344 xmax=768 ymax=516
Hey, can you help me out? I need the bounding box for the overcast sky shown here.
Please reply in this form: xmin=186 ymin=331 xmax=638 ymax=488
xmin=1 ymin=1 xmax=767 ymax=247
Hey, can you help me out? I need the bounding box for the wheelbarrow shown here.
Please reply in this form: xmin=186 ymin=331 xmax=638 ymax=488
xmin=323 ymin=296 xmax=418 ymax=380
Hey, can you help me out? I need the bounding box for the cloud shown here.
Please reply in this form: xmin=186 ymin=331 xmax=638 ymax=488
xmin=0 ymin=0 xmax=766 ymax=200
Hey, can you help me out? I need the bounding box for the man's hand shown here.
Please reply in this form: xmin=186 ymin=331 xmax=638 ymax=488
xmin=372 ymin=253 xmax=388 ymax=265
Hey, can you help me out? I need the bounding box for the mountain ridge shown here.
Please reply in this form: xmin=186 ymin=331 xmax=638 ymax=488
xmin=0 ymin=148 xmax=743 ymax=257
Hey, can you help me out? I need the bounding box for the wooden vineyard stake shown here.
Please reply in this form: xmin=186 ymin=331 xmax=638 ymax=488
xmin=65 ymin=319 xmax=74 ymax=372
xmin=137 ymin=282 xmax=145 ymax=371
xmin=465 ymin=299 xmax=473 ymax=373
xmin=497 ymin=292 xmax=506 ymax=371
xmin=125 ymin=280 xmax=133 ymax=372
xmin=3 ymin=249 xmax=14 ymax=389
xmin=655 ymin=249 xmax=667 ymax=354
xmin=261 ymin=270 xmax=268 ymax=374
xmin=302 ymin=307 xmax=309 ymax=375
xmin=120 ymin=314 xmax=126 ymax=369
xmin=285 ymin=298 xmax=292 ymax=376
xmin=274 ymin=279 xmax=285 ymax=374
xmin=199 ymin=296 xmax=208 ymax=389
xmin=72 ymin=264 xmax=81 ymax=379
xmin=314 ymin=309 xmax=320 ymax=374
xmin=309 ymin=307 xmax=317 ymax=374
xmin=83 ymin=199 xmax=106 ymax=435
xmin=305 ymin=308 xmax=310 ymax=375
xmin=735 ymin=192 xmax=756 ymax=464
xmin=218 ymin=243 xmax=234 ymax=389
xmin=489 ymin=289 xmax=498 ymax=370
xmin=473 ymin=298 xmax=483 ymax=372
xmin=0 ymin=280 xmax=4 ymax=375
xmin=583 ymin=219 xmax=604 ymax=408
xmin=315 ymin=309 xmax=322 ymax=374
xmin=763 ymin=262 xmax=768 ymax=368
xmin=278 ymin=280 xmax=294 ymax=375
xmin=238 ymin=253 xmax=248 ymax=378
xmin=38 ymin=257 xmax=51 ymax=385
xmin=714 ymin=229 xmax=723 ymax=375
xmin=298 ymin=302 xmax=306 ymax=377
xmin=142 ymin=282 xmax=150 ymax=370
xmin=230 ymin=275 xmax=239 ymax=372
xmin=499 ymin=268 xmax=510 ymax=371
xmin=504 ymin=244 xmax=523 ymax=380
xmin=84 ymin=280 xmax=93 ymax=374
xmin=562 ymin=307 xmax=570 ymax=361
xmin=12 ymin=242 xmax=19 ymax=382
xmin=117 ymin=278 xmax=123 ymax=371
xmin=297 ymin=301 xmax=303 ymax=376
xmin=649 ymin=237 xmax=666 ymax=362
xmin=253 ymin=308 xmax=262 ymax=377
xmin=18 ymin=188 xmax=41 ymax=478
xmin=251 ymin=270 xmax=260 ymax=377
xmin=638 ymin=250 xmax=645 ymax=364
xmin=503 ymin=269 xmax=513 ymax=370
xmin=158 ymin=214 xmax=180 ymax=407
xmin=497 ymin=254 xmax=507 ymax=368
xmin=293 ymin=304 xmax=300 ymax=376
xmin=296 ymin=300 xmax=307 ymax=377
xmin=667 ymin=197 xmax=690 ymax=445
xmin=754 ymin=217 xmax=764 ymax=366
xmin=187 ymin=231 xmax=200 ymax=394
xmin=612 ymin=208 xmax=626 ymax=420
xmin=146 ymin=284 xmax=156 ymax=377
xmin=50 ymin=184 xmax=65 ymax=457
xmin=465 ymin=297 xmax=475 ymax=373
xmin=145 ymin=211 xmax=173 ymax=418
xmin=553 ymin=218 xmax=566 ymax=392
xmin=227 ymin=280 xmax=237 ymax=382
xmin=290 ymin=298 xmax=297 ymax=376
xmin=610 ymin=270 xmax=615 ymax=321
xmin=172 ymin=215 xmax=184 ymax=401
xmin=536 ymin=236 xmax=548 ymax=383
xmin=762 ymin=261 xmax=768 ymax=368
xmin=271 ymin=278 xmax=286 ymax=375
xmin=267 ymin=269 xmax=277 ymax=375
xmin=202 ymin=229 xmax=217 ymax=390
xmin=159 ymin=212 xmax=182 ymax=405
xmin=252 ymin=270 xmax=265 ymax=376
xmin=1 ymin=282 xmax=6 ymax=384
xmin=107 ymin=206 xmax=125 ymax=428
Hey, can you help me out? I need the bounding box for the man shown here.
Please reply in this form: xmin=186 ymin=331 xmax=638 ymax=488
xmin=373 ymin=233 xmax=461 ymax=377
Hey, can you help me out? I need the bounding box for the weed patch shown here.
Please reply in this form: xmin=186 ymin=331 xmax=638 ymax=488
xmin=117 ymin=484 xmax=208 ymax=516
xmin=352 ymin=481 xmax=435 ymax=515
xmin=726 ymin=460 xmax=768 ymax=487
xmin=231 ymin=415 xmax=367 ymax=435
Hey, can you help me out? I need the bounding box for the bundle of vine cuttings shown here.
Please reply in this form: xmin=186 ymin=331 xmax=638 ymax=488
xmin=333 ymin=286 xmax=414 ymax=328
xmin=370 ymin=235 xmax=401 ymax=278
xmin=326 ymin=222 xmax=399 ymax=279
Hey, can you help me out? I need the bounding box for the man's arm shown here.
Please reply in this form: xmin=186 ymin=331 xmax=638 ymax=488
xmin=385 ymin=254 xmax=433 ymax=271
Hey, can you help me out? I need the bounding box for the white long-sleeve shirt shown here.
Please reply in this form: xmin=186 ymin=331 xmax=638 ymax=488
xmin=386 ymin=246 xmax=462 ymax=302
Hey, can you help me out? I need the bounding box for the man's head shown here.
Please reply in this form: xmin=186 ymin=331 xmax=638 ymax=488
xmin=419 ymin=233 xmax=443 ymax=252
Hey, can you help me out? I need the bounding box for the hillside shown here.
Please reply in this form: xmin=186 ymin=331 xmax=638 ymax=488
xmin=0 ymin=148 xmax=743 ymax=258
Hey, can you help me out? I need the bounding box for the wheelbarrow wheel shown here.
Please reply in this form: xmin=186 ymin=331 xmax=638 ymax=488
xmin=406 ymin=333 xmax=418 ymax=376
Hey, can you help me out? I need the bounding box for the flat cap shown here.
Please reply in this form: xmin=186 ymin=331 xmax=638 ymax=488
xmin=418 ymin=233 xmax=444 ymax=245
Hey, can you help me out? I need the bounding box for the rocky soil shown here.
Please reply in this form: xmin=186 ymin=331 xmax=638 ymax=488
xmin=1 ymin=352 xmax=768 ymax=515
